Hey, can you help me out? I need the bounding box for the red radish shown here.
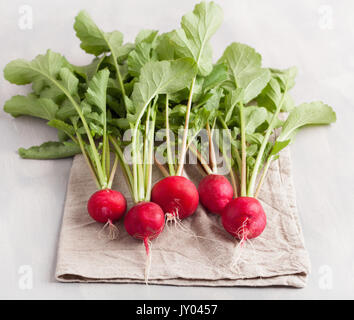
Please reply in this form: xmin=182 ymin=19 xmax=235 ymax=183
xmin=151 ymin=176 xmax=199 ymax=220
xmin=88 ymin=189 xmax=127 ymax=223
xmin=198 ymin=174 xmax=233 ymax=214
xmin=222 ymin=197 xmax=266 ymax=241
xmin=124 ymin=202 xmax=165 ymax=255
xmin=87 ymin=189 xmax=127 ymax=239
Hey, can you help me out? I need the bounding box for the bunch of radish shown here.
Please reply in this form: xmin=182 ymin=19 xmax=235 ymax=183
xmin=108 ymin=57 xmax=202 ymax=280
xmin=76 ymin=70 xmax=127 ymax=238
xmin=193 ymin=43 xmax=336 ymax=245
xmin=4 ymin=52 xmax=128 ymax=238
xmin=3 ymin=0 xmax=337 ymax=279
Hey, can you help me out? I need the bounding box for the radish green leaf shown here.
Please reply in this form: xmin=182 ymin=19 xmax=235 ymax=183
xmin=278 ymin=101 xmax=337 ymax=142
xmin=219 ymin=42 xmax=271 ymax=103
xmin=18 ymin=141 xmax=81 ymax=159
xmin=169 ymin=1 xmax=223 ymax=76
xmin=4 ymin=94 xmax=58 ymax=120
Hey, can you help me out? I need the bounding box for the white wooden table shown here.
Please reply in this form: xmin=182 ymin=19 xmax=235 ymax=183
xmin=0 ymin=0 xmax=353 ymax=299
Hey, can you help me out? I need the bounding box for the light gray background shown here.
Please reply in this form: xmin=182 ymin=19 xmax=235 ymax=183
xmin=0 ymin=0 xmax=353 ymax=299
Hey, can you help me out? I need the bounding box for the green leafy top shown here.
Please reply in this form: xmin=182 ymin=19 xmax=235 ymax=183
xmin=130 ymin=58 xmax=197 ymax=122
xmin=169 ymin=1 xmax=223 ymax=76
xmin=74 ymin=11 xmax=124 ymax=57
xmin=2 ymin=1 xmax=337 ymax=201
xmin=219 ymin=42 xmax=271 ymax=103
xmin=74 ymin=11 xmax=131 ymax=107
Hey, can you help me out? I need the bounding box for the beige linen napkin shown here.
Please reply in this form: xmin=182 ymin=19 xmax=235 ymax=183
xmin=55 ymin=147 xmax=310 ymax=287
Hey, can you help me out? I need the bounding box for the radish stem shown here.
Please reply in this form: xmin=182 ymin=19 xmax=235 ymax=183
xmin=165 ymin=95 xmax=175 ymax=176
xmin=239 ymin=102 xmax=247 ymax=197
xmin=155 ymin=156 xmax=169 ymax=178
xmin=105 ymin=134 xmax=110 ymax=179
xmin=218 ymin=116 xmax=242 ymax=173
xmin=137 ymin=129 xmax=145 ymax=202
xmin=145 ymin=104 xmax=157 ymax=201
xmin=143 ymin=103 xmax=152 ymax=186
xmin=216 ymin=131 xmax=238 ymax=198
xmin=206 ymin=122 xmax=217 ymax=174
xmin=189 ymin=142 xmax=213 ymax=175
xmin=101 ymin=32 xmax=127 ymax=108
xmin=177 ymin=77 xmax=196 ymax=176
xmin=254 ymin=155 xmax=273 ymax=198
xmin=107 ymin=155 xmax=119 ymax=189
xmin=247 ymin=86 xmax=288 ymax=197
xmin=75 ymin=131 xmax=101 ymax=190
xmin=195 ymin=161 xmax=208 ymax=177
xmin=109 ymin=135 xmax=134 ymax=198
xmin=229 ymin=165 xmax=238 ymax=198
